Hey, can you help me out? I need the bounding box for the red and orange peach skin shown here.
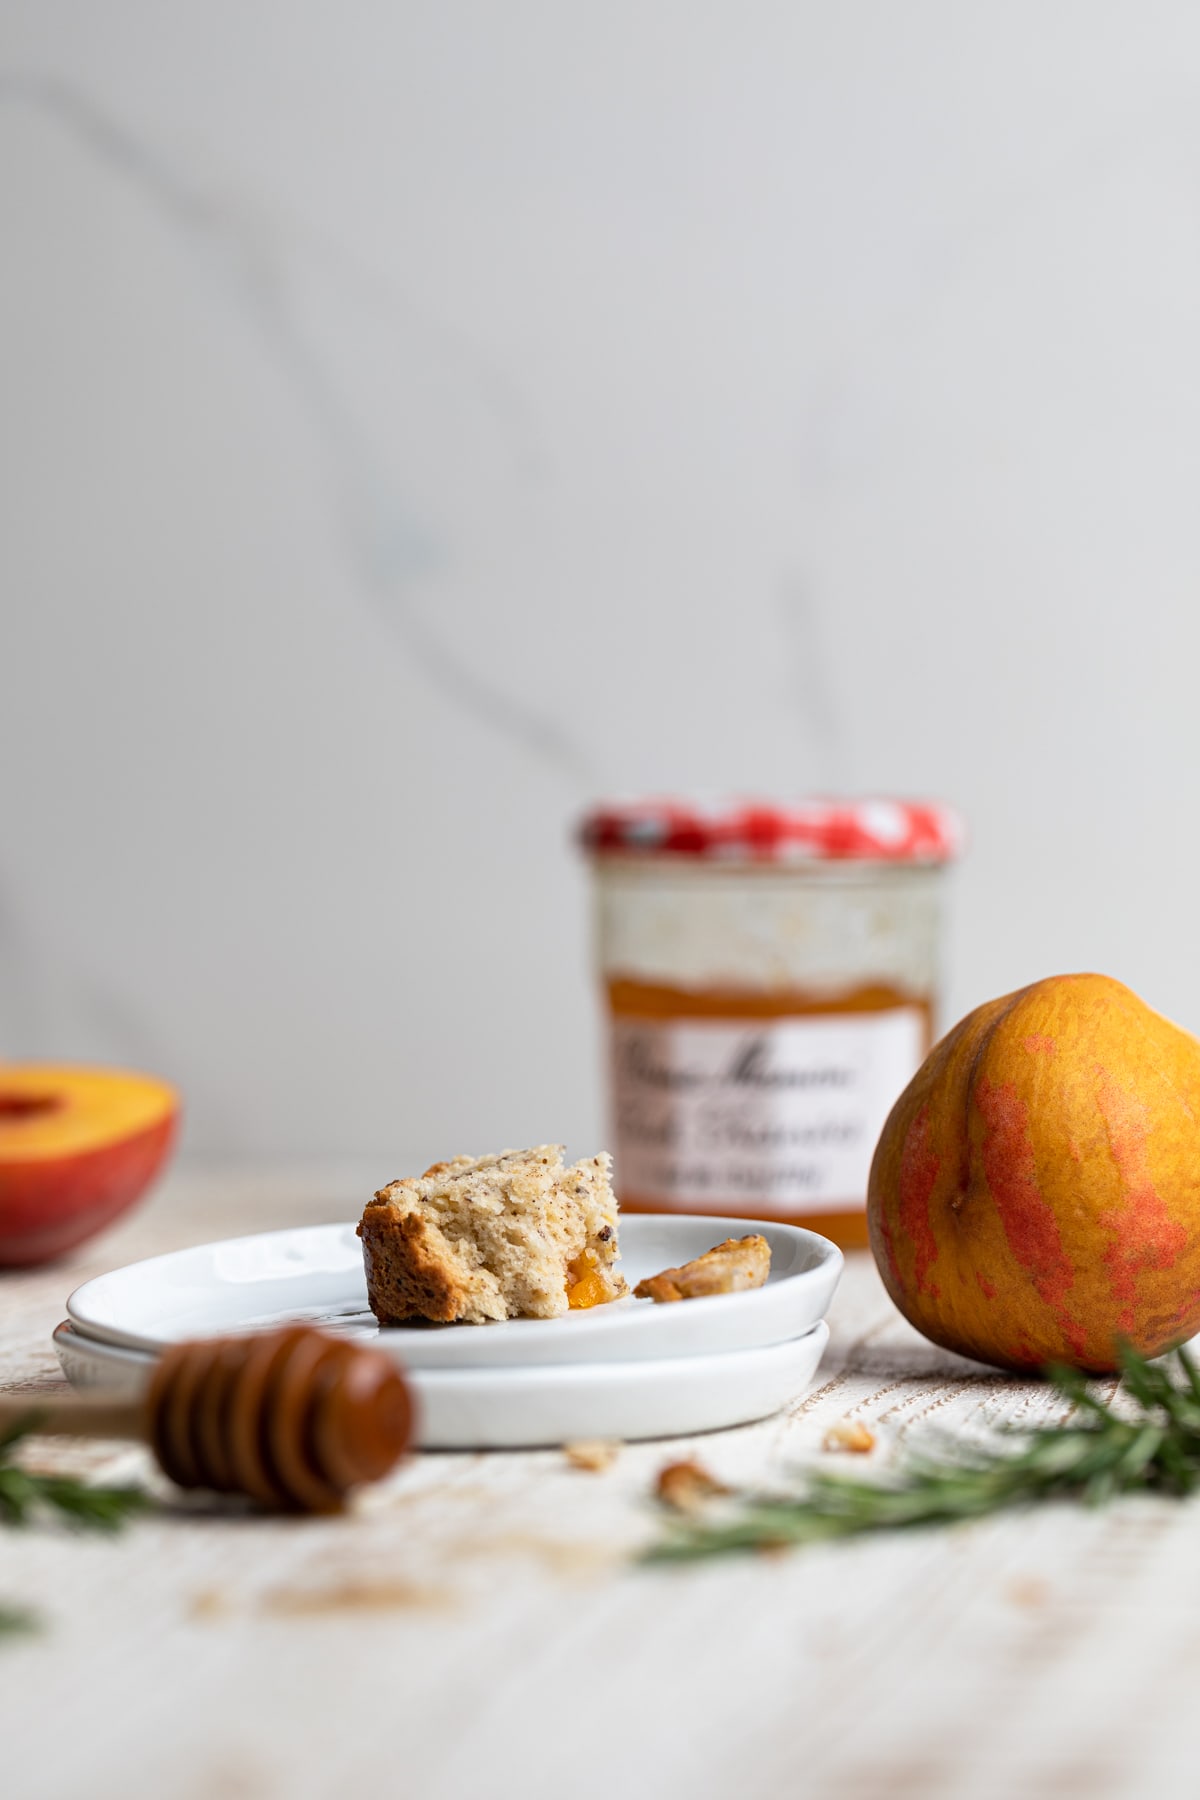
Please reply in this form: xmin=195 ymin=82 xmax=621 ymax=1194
xmin=867 ymin=974 xmax=1200 ymax=1374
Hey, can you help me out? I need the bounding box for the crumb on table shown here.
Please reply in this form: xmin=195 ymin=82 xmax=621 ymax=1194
xmin=564 ymin=1440 xmax=621 ymax=1472
xmin=654 ymin=1459 xmax=730 ymax=1514
xmin=822 ymin=1420 xmax=876 ymax=1454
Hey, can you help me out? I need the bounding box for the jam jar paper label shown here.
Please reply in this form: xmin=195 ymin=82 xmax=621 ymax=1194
xmin=609 ymin=1008 xmax=926 ymax=1213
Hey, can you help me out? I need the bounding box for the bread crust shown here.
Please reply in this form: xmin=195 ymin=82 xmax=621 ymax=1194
xmin=358 ymin=1208 xmax=467 ymax=1325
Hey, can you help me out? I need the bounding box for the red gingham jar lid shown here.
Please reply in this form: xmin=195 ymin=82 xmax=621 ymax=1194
xmin=579 ymin=797 xmax=962 ymax=863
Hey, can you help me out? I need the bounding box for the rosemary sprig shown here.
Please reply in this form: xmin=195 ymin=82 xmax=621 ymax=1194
xmin=0 ymin=1414 xmax=151 ymax=1643
xmin=0 ymin=1604 xmax=38 ymax=1638
xmin=0 ymin=1415 xmax=151 ymax=1531
xmin=647 ymin=1342 xmax=1200 ymax=1562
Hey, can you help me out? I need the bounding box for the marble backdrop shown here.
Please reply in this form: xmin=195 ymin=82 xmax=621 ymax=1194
xmin=3 ymin=4 xmax=1200 ymax=1165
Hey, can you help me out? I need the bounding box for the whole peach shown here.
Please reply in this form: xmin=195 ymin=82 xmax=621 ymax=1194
xmin=868 ymin=974 xmax=1200 ymax=1373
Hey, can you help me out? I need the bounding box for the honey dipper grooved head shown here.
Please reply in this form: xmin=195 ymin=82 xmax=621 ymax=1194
xmin=144 ymin=1326 xmax=412 ymax=1512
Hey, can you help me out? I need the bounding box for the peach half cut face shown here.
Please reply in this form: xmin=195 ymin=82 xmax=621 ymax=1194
xmin=0 ymin=1064 xmax=179 ymax=1266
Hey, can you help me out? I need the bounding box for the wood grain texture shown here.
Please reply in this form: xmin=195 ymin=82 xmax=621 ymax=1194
xmin=1 ymin=1170 xmax=1195 ymax=1800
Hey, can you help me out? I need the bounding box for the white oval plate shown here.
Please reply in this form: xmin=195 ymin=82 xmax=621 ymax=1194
xmin=53 ymin=1318 xmax=831 ymax=1448
xmin=66 ymin=1215 xmax=842 ymax=1369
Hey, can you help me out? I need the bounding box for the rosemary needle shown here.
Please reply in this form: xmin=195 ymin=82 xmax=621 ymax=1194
xmin=646 ymin=1343 xmax=1200 ymax=1563
xmin=0 ymin=1416 xmax=151 ymax=1531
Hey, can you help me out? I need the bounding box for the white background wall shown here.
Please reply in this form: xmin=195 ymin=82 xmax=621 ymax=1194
xmin=3 ymin=3 xmax=1199 ymax=1170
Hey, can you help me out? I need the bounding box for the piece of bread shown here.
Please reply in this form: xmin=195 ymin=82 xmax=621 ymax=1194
xmin=634 ymin=1234 xmax=771 ymax=1304
xmin=358 ymin=1146 xmax=627 ymax=1325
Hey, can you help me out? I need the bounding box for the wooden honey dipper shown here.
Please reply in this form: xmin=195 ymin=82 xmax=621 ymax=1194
xmin=0 ymin=1326 xmax=413 ymax=1513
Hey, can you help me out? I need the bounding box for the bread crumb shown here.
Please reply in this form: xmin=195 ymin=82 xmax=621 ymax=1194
xmin=635 ymin=1235 xmax=771 ymax=1304
xmin=655 ymin=1459 xmax=730 ymax=1514
xmin=564 ymin=1440 xmax=621 ymax=1472
xmin=189 ymin=1587 xmax=233 ymax=1621
xmin=822 ymin=1420 xmax=876 ymax=1454
xmin=1006 ymin=1577 xmax=1049 ymax=1609
xmin=261 ymin=1578 xmax=452 ymax=1615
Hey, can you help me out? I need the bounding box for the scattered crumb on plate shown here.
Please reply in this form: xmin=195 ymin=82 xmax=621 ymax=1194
xmin=634 ymin=1234 xmax=771 ymax=1304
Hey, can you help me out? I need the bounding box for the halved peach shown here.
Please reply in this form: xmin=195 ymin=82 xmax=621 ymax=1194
xmin=0 ymin=1064 xmax=179 ymax=1266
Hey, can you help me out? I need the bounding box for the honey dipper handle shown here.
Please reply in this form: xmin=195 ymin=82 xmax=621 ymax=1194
xmin=0 ymin=1394 xmax=148 ymax=1443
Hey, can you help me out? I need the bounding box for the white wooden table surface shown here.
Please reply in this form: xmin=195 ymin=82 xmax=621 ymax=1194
xmin=2 ymin=1169 xmax=1196 ymax=1800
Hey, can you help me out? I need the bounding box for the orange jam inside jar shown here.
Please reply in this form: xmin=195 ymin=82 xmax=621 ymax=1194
xmin=580 ymin=800 xmax=960 ymax=1250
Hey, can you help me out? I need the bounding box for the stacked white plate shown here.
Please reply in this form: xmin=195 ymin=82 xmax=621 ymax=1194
xmin=55 ymin=1214 xmax=842 ymax=1449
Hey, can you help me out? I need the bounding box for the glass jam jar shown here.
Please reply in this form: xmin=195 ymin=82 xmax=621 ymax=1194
xmin=580 ymin=799 xmax=960 ymax=1250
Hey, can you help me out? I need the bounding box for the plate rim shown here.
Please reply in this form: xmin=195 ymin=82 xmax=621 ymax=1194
xmin=51 ymin=1317 xmax=831 ymax=1382
xmin=65 ymin=1213 xmax=843 ymax=1362
xmin=53 ymin=1316 xmax=831 ymax=1387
